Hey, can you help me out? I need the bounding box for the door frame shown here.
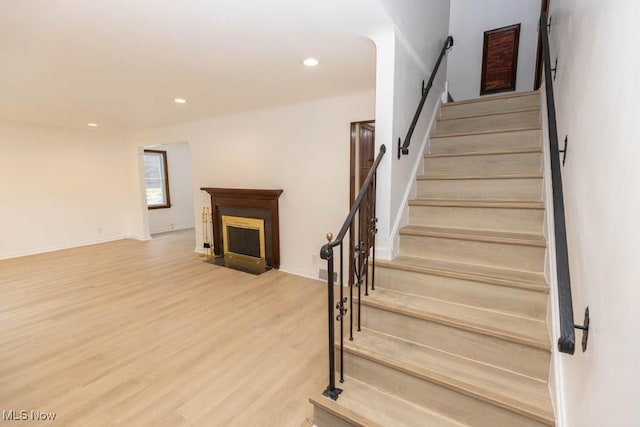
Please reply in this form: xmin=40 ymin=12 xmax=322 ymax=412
xmin=349 ymin=120 xmax=375 ymax=289
xmin=349 ymin=120 xmax=375 ymax=207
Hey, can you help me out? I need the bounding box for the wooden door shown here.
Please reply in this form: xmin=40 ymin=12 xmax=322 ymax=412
xmin=358 ymin=124 xmax=375 ymax=188
xmin=480 ymin=23 xmax=521 ymax=95
xmin=348 ymin=122 xmax=375 ymax=251
xmin=349 ymin=120 xmax=375 ymax=287
xmin=359 ymin=123 xmax=375 ymax=246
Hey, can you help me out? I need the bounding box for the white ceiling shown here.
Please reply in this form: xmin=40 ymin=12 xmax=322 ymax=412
xmin=0 ymin=0 xmax=391 ymax=131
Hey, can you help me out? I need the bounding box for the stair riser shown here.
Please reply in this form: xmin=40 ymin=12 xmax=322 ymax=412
xmin=430 ymin=130 xmax=541 ymax=154
xmin=440 ymin=94 xmax=541 ymax=118
xmin=313 ymin=407 xmax=354 ymax=427
xmin=373 ymin=266 xmax=547 ymax=320
xmin=409 ymin=205 xmax=544 ymax=234
xmin=399 ymin=234 xmax=545 ymax=272
xmin=435 ymin=110 xmax=540 ymax=135
xmin=345 ymin=351 xmax=551 ymax=427
xmin=360 ymin=304 xmax=549 ymax=380
xmin=417 ymin=178 xmax=543 ymax=201
xmin=425 ymin=152 xmax=542 ymax=176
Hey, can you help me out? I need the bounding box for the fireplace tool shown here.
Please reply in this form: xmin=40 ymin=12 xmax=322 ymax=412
xmin=199 ymin=207 xmax=214 ymax=259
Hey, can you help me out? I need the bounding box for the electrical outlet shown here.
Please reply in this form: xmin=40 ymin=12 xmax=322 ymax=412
xmin=312 ymin=254 xmax=318 ymax=264
xmin=170 ymin=223 xmax=175 ymax=230
xmin=97 ymin=227 xmax=102 ymax=234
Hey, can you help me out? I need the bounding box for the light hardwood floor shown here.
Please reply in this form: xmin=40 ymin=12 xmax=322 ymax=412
xmin=0 ymin=229 xmax=327 ymax=426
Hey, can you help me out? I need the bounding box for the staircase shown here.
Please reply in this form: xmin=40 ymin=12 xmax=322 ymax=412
xmin=311 ymin=91 xmax=556 ymax=426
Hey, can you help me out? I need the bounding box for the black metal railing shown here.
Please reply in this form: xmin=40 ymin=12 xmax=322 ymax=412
xmin=540 ymin=12 xmax=589 ymax=354
xmin=320 ymin=144 xmax=386 ymax=400
xmin=397 ymin=36 xmax=454 ymax=159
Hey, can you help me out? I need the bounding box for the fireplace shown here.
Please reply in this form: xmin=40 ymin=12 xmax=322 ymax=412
xmin=201 ymin=187 xmax=283 ymax=274
xmin=222 ymin=215 xmax=266 ymax=272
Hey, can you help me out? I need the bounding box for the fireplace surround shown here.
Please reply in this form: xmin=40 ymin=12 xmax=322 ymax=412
xmin=201 ymin=187 xmax=283 ymax=271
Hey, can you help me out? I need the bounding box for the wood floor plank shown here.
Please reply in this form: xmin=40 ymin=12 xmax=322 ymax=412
xmin=0 ymin=229 xmax=327 ymax=426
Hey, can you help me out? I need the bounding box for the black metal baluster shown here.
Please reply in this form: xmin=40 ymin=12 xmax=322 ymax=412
xmin=371 ymin=172 xmax=377 ymax=291
xmin=318 ymin=145 xmax=385 ymax=399
xmin=357 ymin=208 xmax=362 ymax=332
xmin=357 ymin=250 xmax=362 ymax=332
xmin=338 ymin=242 xmax=345 ymax=383
xmin=364 ymin=185 xmax=371 ymax=297
xmin=349 ymin=217 xmax=354 ymax=341
xmin=321 ymin=235 xmax=341 ymax=400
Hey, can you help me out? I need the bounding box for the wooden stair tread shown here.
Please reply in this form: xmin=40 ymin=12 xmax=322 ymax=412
xmin=425 ymin=147 xmax=542 ymax=158
xmin=312 ymin=377 xmax=462 ymax=427
xmin=345 ymin=330 xmax=554 ymax=425
xmin=430 ymin=127 xmax=541 ymax=139
xmin=310 ymin=394 xmax=383 ymax=427
xmin=361 ymin=288 xmax=550 ymax=350
xmin=442 ymin=91 xmax=540 ymax=108
xmin=436 ymin=106 xmax=541 ymax=122
xmin=400 ymin=225 xmax=546 ymax=247
xmin=375 ymin=256 xmax=548 ymax=292
xmin=418 ymin=172 xmax=543 ymax=180
xmin=409 ymin=198 xmax=545 ymax=209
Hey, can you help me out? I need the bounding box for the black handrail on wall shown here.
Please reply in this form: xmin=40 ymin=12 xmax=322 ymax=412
xmin=320 ymin=144 xmax=386 ymax=400
xmin=540 ymin=12 xmax=582 ymax=355
xmin=398 ymin=36 xmax=454 ymax=159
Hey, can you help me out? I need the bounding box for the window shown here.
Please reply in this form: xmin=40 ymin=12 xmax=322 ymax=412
xmin=143 ymin=150 xmax=171 ymax=209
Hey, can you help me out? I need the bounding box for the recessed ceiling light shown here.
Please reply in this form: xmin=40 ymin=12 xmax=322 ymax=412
xmin=174 ymin=98 xmax=187 ymax=104
xmin=87 ymin=123 xmax=98 ymax=127
xmin=303 ymin=58 xmax=319 ymax=67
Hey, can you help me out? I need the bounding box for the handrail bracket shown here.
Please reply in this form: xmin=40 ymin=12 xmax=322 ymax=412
xmin=574 ymin=307 xmax=590 ymax=352
xmin=559 ymin=136 xmax=568 ymax=166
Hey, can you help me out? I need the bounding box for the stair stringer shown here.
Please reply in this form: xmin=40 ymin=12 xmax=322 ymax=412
xmin=387 ymin=91 xmax=445 ymax=260
xmin=540 ymin=83 xmax=566 ymax=427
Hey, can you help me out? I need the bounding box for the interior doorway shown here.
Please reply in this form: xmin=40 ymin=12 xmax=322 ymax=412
xmin=350 ymin=120 xmax=376 ymax=207
xmin=140 ymin=141 xmax=195 ymax=238
xmin=349 ymin=120 xmax=375 ymax=281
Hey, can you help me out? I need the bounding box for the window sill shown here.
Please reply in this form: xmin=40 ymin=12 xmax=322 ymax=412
xmin=148 ymin=204 xmax=172 ymax=210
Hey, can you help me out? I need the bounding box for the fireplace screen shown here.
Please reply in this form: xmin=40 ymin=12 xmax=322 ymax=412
xmin=221 ymin=215 xmax=266 ymax=273
xmin=227 ymin=227 xmax=261 ymax=258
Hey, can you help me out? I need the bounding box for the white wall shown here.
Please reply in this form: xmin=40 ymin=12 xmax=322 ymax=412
xmin=373 ymin=0 xmax=451 ymax=258
xmin=546 ymin=1 xmax=640 ymax=425
xmin=145 ymin=142 xmax=195 ymax=234
xmin=0 ymin=121 xmax=143 ymax=259
xmin=447 ymin=0 xmax=541 ymax=101
xmin=132 ymin=91 xmax=375 ymax=279
xmin=379 ymin=0 xmax=452 ymax=69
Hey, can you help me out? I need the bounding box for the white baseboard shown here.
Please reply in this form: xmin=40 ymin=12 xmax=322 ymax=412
xmin=0 ymin=235 xmax=128 ymax=261
xmin=130 ymin=234 xmax=152 ymax=241
xmin=374 ymin=246 xmax=394 ymax=261
xmin=279 ymin=268 xmax=325 ymax=283
xmin=150 ymin=224 xmax=195 ymax=235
